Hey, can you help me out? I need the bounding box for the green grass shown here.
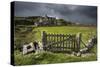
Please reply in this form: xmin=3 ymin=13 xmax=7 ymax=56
xmin=14 ymin=51 xmax=97 ymax=65
xmin=14 ymin=25 xmax=97 ymax=45
xmin=14 ymin=25 xmax=97 ymax=65
xmin=33 ymin=26 xmax=96 ymax=42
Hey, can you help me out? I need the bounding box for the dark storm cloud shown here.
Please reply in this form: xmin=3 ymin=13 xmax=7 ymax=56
xmin=75 ymin=6 xmax=97 ymax=19
xmin=14 ymin=1 xmax=97 ymax=24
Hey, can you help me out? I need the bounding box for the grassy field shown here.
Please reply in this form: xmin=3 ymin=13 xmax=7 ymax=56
xmin=14 ymin=51 xmax=97 ymax=65
xmin=14 ymin=25 xmax=97 ymax=65
xmin=33 ymin=26 xmax=97 ymax=42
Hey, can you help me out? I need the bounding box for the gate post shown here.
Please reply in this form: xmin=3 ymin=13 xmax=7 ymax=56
xmin=42 ymin=31 xmax=46 ymax=50
xmin=76 ymin=33 xmax=82 ymax=52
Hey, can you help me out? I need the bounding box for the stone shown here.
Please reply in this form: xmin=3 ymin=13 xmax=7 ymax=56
xmin=76 ymin=52 xmax=81 ymax=57
xmin=71 ymin=52 xmax=76 ymax=56
xmin=80 ymin=48 xmax=88 ymax=53
xmin=23 ymin=45 xmax=28 ymax=55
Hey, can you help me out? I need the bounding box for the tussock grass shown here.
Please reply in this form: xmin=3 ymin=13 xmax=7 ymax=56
xmin=14 ymin=51 xmax=97 ymax=65
xmin=14 ymin=26 xmax=97 ymax=65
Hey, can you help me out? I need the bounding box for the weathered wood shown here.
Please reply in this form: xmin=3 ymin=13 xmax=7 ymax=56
xmin=59 ymin=34 xmax=61 ymax=50
xmin=73 ymin=37 xmax=76 ymax=51
xmin=42 ymin=31 xmax=78 ymax=52
xmin=76 ymin=33 xmax=82 ymax=52
xmin=42 ymin=31 xmax=46 ymax=50
xmin=57 ymin=34 xmax=59 ymax=50
xmin=62 ymin=34 xmax=64 ymax=51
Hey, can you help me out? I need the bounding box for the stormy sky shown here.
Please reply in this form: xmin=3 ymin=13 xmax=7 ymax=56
xmin=14 ymin=1 xmax=97 ymax=24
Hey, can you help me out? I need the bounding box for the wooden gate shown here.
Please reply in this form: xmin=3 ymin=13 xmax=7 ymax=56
xmin=42 ymin=31 xmax=81 ymax=52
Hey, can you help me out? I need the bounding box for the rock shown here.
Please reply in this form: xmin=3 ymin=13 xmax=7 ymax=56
xmin=71 ymin=52 xmax=76 ymax=56
xmin=23 ymin=45 xmax=28 ymax=55
xmin=38 ymin=41 xmax=43 ymax=50
xmin=76 ymin=52 xmax=81 ymax=57
xmin=80 ymin=48 xmax=88 ymax=53
xmin=29 ymin=42 xmax=34 ymax=48
xmin=22 ymin=42 xmax=35 ymax=55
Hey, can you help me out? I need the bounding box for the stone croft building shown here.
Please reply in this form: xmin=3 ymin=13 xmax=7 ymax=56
xmin=34 ymin=14 xmax=58 ymax=26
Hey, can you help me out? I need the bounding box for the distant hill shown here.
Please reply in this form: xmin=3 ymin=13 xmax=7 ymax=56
xmin=14 ymin=15 xmax=96 ymax=27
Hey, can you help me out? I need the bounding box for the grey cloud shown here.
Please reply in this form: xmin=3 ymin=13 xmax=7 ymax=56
xmin=14 ymin=1 xmax=97 ymax=24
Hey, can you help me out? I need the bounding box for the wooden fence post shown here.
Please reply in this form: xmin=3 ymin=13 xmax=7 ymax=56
xmin=76 ymin=33 xmax=82 ymax=52
xmin=42 ymin=31 xmax=46 ymax=50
